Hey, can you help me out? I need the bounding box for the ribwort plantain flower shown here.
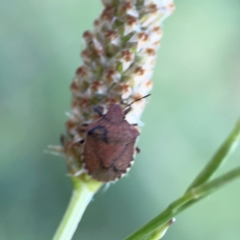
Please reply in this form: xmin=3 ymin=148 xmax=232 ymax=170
xmin=50 ymin=0 xmax=174 ymax=181
xmin=55 ymin=0 xmax=175 ymax=179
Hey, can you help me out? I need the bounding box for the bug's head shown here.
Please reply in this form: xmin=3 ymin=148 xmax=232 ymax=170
xmin=105 ymin=104 xmax=124 ymax=123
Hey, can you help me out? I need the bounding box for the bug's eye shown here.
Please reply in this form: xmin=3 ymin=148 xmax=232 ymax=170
xmin=93 ymin=106 xmax=104 ymax=117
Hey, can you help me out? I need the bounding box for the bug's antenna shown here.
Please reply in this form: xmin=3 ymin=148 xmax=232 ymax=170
xmin=123 ymin=94 xmax=151 ymax=116
xmin=126 ymin=94 xmax=151 ymax=108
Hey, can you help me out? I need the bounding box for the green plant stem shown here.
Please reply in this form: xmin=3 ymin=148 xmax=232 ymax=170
xmin=52 ymin=176 xmax=102 ymax=240
xmin=124 ymin=165 xmax=240 ymax=240
xmin=178 ymin=119 xmax=240 ymax=222
xmin=187 ymin=119 xmax=240 ymax=191
xmin=125 ymin=119 xmax=240 ymax=240
xmin=146 ymin=219 xmax=175 ymax=240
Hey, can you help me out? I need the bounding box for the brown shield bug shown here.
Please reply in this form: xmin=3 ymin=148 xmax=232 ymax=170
xmin=81 ymin=95 xmax=150 ymax=182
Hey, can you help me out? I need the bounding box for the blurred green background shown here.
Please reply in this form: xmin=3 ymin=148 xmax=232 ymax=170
xmin=1 ymin=0 xmax=240 ymax=239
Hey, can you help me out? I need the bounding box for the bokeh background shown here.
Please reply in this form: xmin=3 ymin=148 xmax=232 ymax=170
xmin=1 ymin=0 xmax=240 ymax=239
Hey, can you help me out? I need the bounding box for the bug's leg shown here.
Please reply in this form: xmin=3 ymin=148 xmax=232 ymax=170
xmin=60 ymin=134 xmax=66 ymax=145
xmin=76 ymin=139 xmax=85 ymax=144
xmin=136 ymin=147 xmax=140 ymax=154
xmin=60 ymin=134 xmax=71 ymax=148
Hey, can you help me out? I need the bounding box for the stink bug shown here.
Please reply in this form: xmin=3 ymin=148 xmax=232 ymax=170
xmin=82 ymin=95 xmax=150 ymax=182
